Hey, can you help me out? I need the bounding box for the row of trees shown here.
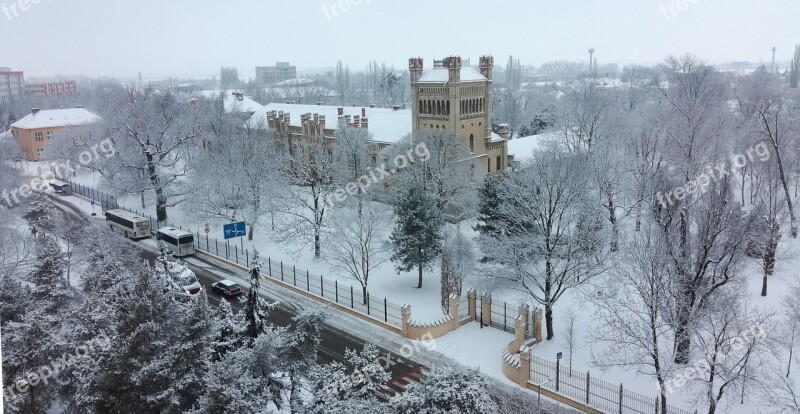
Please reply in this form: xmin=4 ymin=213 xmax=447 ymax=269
xmin=474 ymin=55 xmax=800 ymax=413
xmin=0 ymin=193 xmax=503 ymax=413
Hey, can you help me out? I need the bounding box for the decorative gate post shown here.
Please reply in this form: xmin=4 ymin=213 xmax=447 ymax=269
xmin=481 ymin=293 xmax=492 ymax=327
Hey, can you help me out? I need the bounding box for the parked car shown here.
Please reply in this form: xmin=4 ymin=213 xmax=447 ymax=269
xmin=211 ymin=280 xmax=243 ymax=297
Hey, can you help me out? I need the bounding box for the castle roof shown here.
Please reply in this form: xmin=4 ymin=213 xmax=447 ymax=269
xmin=246 ymin=103 xmax=413 ymax=144
xmin=417 ymin=66 xmax=487 ymax=83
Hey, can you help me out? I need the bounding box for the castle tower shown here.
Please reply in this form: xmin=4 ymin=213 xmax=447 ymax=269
xmin=409 ymin=55 xmax=506 ymax=173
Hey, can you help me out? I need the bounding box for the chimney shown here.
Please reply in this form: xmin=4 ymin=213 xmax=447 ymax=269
xmin=32 ymin=108 xmax=40 ymax=115
xmin=361 ymin=107 xmax=366 ymax=117
xmin=361 ymin=117 xmax=368 ymax=129
xmin=75 ymin=105 xmax=84 ymax=109
xmin=353 ymin=115 xmax=360 ymax=128
xmin=499 ymin=123 xmax=509 ymax=139
xmin=392 ymin=105 xmax=401 ymax=111
xmin=285 ymin=101 xmax=291 ymax=104
xmin=369 ymin=104 xmax=376 ymax=108
xmin=232 ymin=92 xmax=244 ymax=101
xmin=337 ymin=107 xmax=344 ymax=116
xmin=316 ymin=102 xmax=322 ymax=105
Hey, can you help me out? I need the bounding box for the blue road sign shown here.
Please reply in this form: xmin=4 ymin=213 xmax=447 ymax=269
xmin=556 ymin=352 xmax=563 ymax=360
xmin=223 ymin=221 xmax=247 ymax=239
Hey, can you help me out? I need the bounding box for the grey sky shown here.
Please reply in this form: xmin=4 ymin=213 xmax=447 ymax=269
xmin=2 ymin=0 xmax=798 ymax=79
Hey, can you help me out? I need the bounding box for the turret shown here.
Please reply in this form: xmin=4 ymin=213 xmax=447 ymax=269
xmin=479 ymin=55 xmax=494 ymax=80
xmin=409 ymin=57 xmax=424 ymax=83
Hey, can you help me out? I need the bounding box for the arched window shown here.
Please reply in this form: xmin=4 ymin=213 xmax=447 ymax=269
xmin=479 ymin=98 xmax=483 ymax=112
xmin=446 ymin=101 xmax=450 ymax=115
xmin=419 ymin=99 xmax=423 ymax=113
xmin=469 ymin=133 xmax=474 ymax=152
xmin=436 ymin=101 xmax=441 ymax=115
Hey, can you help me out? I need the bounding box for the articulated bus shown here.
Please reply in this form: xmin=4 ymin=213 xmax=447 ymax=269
xmin=156 ymin=227 xmax=196 ymax=257
xmin=104 ymin=209 xmax=152 ymax=239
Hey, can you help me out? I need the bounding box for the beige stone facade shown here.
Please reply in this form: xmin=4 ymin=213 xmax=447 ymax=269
xmin=410 ymin=55 xmax=508 ymax=174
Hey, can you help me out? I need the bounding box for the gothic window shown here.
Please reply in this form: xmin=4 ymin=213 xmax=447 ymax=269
xmin=446 ymin=101 xmax=450 ymax=115
xmin=469 ymin=133 xmax=474 ymax=152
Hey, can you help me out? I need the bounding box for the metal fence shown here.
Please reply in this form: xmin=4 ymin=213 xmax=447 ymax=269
xmin=458 ymin=295 xmax=470 ymax=320
xmin=530 ymin=355 xmax=695 ymax=414
xmin=490 ymin=300 xmax=516 ymax=334
xmin=73 ymin=185 xmax=404 ymax=330
xmin=68 ymin=181 xmax=119 ymax=210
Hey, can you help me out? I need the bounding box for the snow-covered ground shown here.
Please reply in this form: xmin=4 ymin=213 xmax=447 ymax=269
xmin=59 ymin=168 xmax=800 ymax=413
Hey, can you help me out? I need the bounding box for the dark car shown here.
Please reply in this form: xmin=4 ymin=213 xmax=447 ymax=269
xmin=211 ymin=280 xmax=243 ymax=297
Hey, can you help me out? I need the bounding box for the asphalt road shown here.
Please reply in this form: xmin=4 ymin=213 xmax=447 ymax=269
xmin=136 ymin=246 xmax=421 ymax=380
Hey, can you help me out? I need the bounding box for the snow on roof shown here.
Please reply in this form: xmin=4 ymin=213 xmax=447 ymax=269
xmin=506 ymin=133 xmax=560 ymax=163
xmin=247 ymin=103 xmax=413 ymax=144
xmin=276 ymin=78 xmax=315 ymax=86
xmin=489 ymin=132 xmax=506 ymax=143
xmin=199 ymin=90 xmax=264 ymax=114
xmin=417 ymin=66 xmax=487 ymax=83
xmin=11 ymin=108 xmax=100 ymax=130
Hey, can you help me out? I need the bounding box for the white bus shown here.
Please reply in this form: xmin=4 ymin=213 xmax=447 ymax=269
xmin=105 ymin=209 xmax=152 ymax=239
xmin=156 ymin=227 xmax=196 ymax=257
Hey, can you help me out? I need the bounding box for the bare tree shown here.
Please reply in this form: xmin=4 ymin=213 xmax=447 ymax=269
xmin=736 ymin=69 xmax=798 ymax=237
xmin=271 ymin=132 xmax=338 ymax=258
xmin=561 ymin=308 xmax=578 ymax=374
xmin=324 ymin=200 xmax=392 ymax=304
xmin=589 ymin=233 xmax=672 ymax=414
xmin=689 ymin=299 xmax=771 ymax=414
xmin=481 ymin=150 xmax=608 ymax=340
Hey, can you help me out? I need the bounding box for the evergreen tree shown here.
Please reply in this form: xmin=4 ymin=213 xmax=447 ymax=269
xmin=390 ymin=186 xmax=444 ymax=288
xmin=92 ymin=263 xmax=183 ymax=413
xmin=172 ymin=294 xmax=216 ymax=412
xmin=309 ymin=343 xmax=390 ymax=411
xmin=211 ymin=298 xmax=241 ymax=360
xmin=240 ymin=251 xmax=271 ymax=344
xmin=280 ymin=309 xmax=326 ymax=411
xmin=390 ymin=365 xmax=499 ymax=414
xmin=474 ymin=174 xmax=504 ymax=238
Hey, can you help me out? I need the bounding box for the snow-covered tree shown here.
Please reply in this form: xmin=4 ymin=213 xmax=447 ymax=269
xmin=390 ymin=185 xmax=445 ymax=289
xmin=309 ymin=343 xmax=390 ymax=411
xmin=390 ymin=365 xmax=499 ymax=414
xmin=589 ymin=233 xmax=673 ymax=414
xmin=735 ymin=68 xmax=797 ymax=237
xmin=270 ymin=130 xmax=339 ymax=258
xmin=240 ymin=252 xmax=272 ymax=344
xmin=325 ymin=200 xmax=392 ymax=303
xmin=481 ymin=150 xmax=607 ymax=340
xmin=184 ymin=114 xmax=281 ymax=241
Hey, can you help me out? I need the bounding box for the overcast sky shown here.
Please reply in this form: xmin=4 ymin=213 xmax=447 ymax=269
xmin=2 ymin=0 xmax=798 ymax=80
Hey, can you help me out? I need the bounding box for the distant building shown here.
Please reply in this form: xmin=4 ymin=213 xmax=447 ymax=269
xmin=0 ymin=68 xmax=25 ymax=102
xmin=10 ymin=107 xmax=100 ymax=161
xmin=25 ymin=80 xmax=77 ymax=97
xmin=244 ymin=55 xmax=511 ymax=175
xmin=255 ymin=62 xmax=297 ymax=85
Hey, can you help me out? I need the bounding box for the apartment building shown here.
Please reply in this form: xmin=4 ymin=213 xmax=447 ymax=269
xmin=0 ymin=68 xmax=25 ymax=102
xmin=255 ymin=62 xmax=297 ymax=85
